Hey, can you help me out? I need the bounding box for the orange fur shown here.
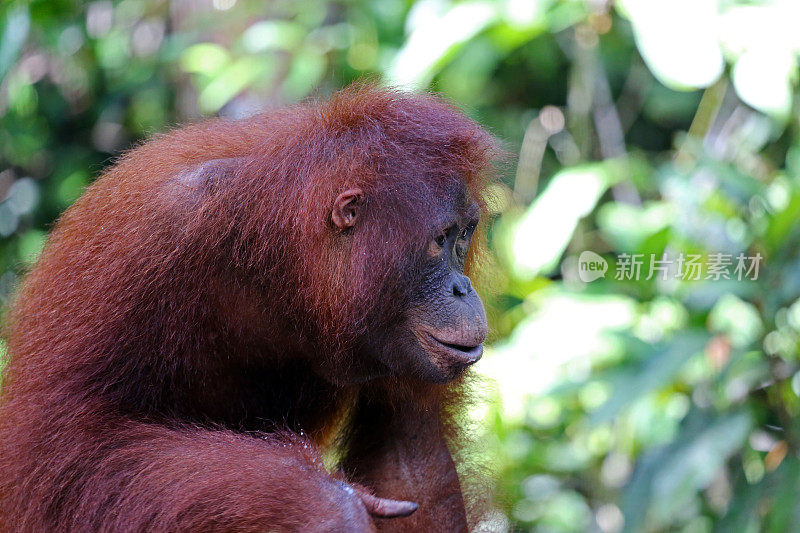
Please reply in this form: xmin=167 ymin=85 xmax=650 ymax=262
xmin=0 ymin=84 xmax=500 ymax=531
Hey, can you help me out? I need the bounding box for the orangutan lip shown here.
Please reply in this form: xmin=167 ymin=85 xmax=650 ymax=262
xmin=427 ymin=334 xmax=483 ymax=365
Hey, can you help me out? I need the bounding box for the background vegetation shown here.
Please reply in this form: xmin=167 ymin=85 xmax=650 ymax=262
xmin=3 ymin=0 xmax=800 ymax=531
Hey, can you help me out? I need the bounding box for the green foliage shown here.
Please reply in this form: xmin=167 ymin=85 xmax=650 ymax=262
xmin=4 ymin=0 xmax=800 ymax=531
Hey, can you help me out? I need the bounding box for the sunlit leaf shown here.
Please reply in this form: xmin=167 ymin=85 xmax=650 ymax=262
xmin=242 ymin=20 xmax=305 ymax=52
xmin=198 ymin=57 xmax=268 ymax=113
xmin=618 ymin=0 xmax=723 ymax=90
xmin=180 ymin=43 xmax=230 ymax=75
xmin=389 ymin=0 xmax=497 ymax=86
xmin=507 ymin=164 xmax=611 ymax=279
xmin=733 ymin=47 xmax=796 ymax=119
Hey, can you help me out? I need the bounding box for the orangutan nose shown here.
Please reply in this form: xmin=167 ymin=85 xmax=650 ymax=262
xmin=450 ymin=274 xmax=472 ymax=298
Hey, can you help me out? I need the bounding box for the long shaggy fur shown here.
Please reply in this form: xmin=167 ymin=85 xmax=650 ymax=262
xmin=0 ymin=84 xmax=500 ymax=531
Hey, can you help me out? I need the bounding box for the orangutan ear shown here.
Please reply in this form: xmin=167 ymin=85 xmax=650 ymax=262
xmin=331 ymin=188 xmax=364 ymax=230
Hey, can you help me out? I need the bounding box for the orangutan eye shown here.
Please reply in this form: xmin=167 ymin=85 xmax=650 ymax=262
xmin=459 ymin=228 xmax=469 ymax=240
xmin=435 ymin=234 xmax=446 ymax=247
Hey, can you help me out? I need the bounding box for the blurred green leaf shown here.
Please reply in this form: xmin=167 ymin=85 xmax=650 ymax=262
xmin=590 ymin=332 xmax=709 ymax=424
xmin=0 ymin=5 xmax=29 ymax=82
xmin=181 ymin=43 xmax=230 ymax=75
xmin=622 ymin=409 xmax=752 ymax=532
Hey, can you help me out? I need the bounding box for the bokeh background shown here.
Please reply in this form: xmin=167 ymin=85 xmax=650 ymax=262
xmin=3 ymin=0 xmax=800 ymax=531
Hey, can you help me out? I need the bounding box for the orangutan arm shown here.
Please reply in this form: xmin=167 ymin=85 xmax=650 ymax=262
xmin=341 ymin=392 xmax=468 ymax=533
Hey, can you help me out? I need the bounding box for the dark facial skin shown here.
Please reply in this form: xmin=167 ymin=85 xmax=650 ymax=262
xmin=332 ymin=187 xmax=488 ymax=385
xmin=405 ymin=200 xmax=488 ymax=383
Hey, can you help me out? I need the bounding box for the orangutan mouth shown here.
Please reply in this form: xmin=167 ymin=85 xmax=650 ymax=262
xmin=426 ymin=333 xmax=483 ymax=366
